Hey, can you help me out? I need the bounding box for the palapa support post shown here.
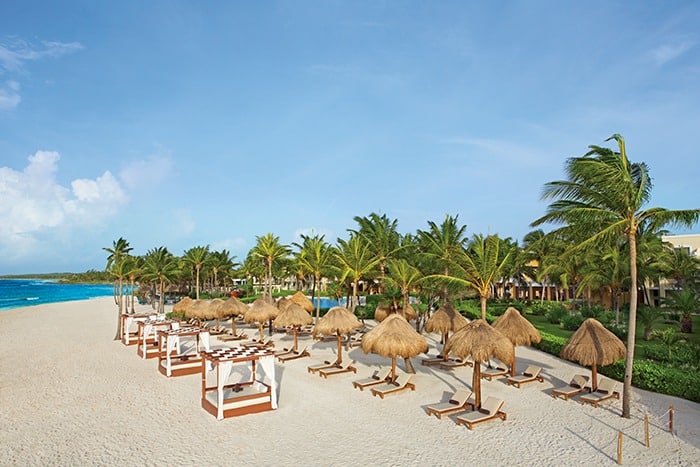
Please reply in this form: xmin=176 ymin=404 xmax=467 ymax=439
xmin=644 ymin=414 xmax=650 ymax=448
xmin=617 ymin=431 xmax=623 ymax=465
xmin=669 ymin=405 xmax=674 ymax=433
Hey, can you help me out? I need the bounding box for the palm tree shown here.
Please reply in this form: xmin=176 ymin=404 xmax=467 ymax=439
xmin=124 ymin=255 xmax=144 ymax=314
xmin=663 ymin=287 xmax=700 ymax=333
xmin=250 ymin=233 xmax=291 ymax=300
xmin=293 ymin=233 xmax=333 ymax=322
xmin=351 ymin=213 xmax=402 ymax=292
xmin=333 ymin=233 xmax=381 ymax=312
xmin=209 ymin=249 xmax=237 ymax=295
xmin=103 ymin=237 xmax=133 ymax=340
xmin=182 ymin=245 xmax=210 ymax=299
xmin=417 ymin=214 xmax=468 ymax=301
xmin=531 ymin=133 xmax=699 ymax=418
xmin=142 ymin=247 xmax=180 ymax=314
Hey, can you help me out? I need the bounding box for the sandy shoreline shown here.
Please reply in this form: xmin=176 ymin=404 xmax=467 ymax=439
xmin=1 ymin=297 xmax=698 ymax=466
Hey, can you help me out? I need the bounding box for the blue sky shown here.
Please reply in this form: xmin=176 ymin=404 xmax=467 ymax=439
xmin=1 ymin=1 xmax=698 ymax=274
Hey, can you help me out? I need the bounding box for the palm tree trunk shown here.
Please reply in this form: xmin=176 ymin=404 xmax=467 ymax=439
xmin=622 ymin=232 xmax=638 ymax=419
xmin=480 ymin=295 xmax=487 ymax=320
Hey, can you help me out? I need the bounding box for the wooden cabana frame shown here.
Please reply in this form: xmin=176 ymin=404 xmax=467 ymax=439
xmin=136 ymin=319 xmax=179 ymax=359
xmin=120 ymin=312 xmax=156 ymax=346
xmin=157 ymin=327 xmax=210 ymax=377
xmin=200 ymin=346 xmax=277 ymax=420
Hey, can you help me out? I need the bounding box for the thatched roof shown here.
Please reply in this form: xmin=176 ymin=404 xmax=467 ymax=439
xmin=289 ymin=291 xmax=314 ymax=313
xmin=560 ymin=318 xmax=626 ymax=367
xmin=184 ymin=299 xmax=210 ymax=320
xmin=425 ymin=302 xmax=469 ymax=334
xmin=403 ymin=304 xmax=418 ymax=321
xmin=314 ymin=306 xmax=362 ymax=336
xmin=444 ymin=319 xmax=514 ymax=364
xmin=492 ymin=307 xmax=541 ymax=347
xmin=172 ymin=296 xmax=194 ymax=314
xmin=374 ymin=304 xmax=392 ymax=322
xmin=217 ymin=296 xmax=248 ymax=318
xmin=361 ymin=313 xmax=428 ymax=358
xmin=276 ymin=297 xmax=292 ymax=313
xmin=206 ymin=298 xmax=226 ymax=320
xmin=273 ymin=302 xmax=313 ymax=327
xmin=244 ymin=298 xmax=279 ymax=324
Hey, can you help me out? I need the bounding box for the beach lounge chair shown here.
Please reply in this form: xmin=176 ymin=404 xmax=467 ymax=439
xmin=421 ymin=355 xmax=448 ymax=366
xmin=506 ymin=365 xmax=544 ymax=388
xmin=551 ymin=375 xmax=590 ymax=400
xmin=319 ymin=361 xmax=357 ymax=378
xmin=217 ymin=332 xmax=248 ymax=342
xmin=456 ymin=396 xmax=507 ymax=430
xmin=307 ymin=361 xmax=336 ymax=374
xmin=481 ymin=360 xmax=510 ymax=381
xmin=580 ymin=379 xmax=620 ymax=407
xmin=439 ymin=358 xmax=473 ymax=370
xmin=426 ymin=389 xmax=475 ymax=419
xmin=277 ymin=346 xmax=310 ymax=362
xmin=371 ymin=373 xmax=415 ymax=399
xmin=352 ymin=368 xmax=392 ymax=391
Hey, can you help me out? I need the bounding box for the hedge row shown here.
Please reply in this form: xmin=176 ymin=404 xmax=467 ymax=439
xmin=531 ymin=332 xmax=700 ymax=402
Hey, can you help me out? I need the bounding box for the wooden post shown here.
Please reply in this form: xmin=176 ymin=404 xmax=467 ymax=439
xmin=669 ymin=404 xmax=674 ymax=433
xmin=644 ymin=414 xmax=650 ymax=448
xmin=617 ymin=431 xmax=623 ymax=465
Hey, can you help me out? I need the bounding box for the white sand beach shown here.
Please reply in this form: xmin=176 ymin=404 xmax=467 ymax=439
xmin=0 ymin=297 xmax=698 ymax=466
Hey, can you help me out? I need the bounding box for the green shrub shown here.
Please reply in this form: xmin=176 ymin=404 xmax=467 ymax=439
xmin=599 ymin=360 xmax=700 ymax=403
xmin=532 ymin=331 xmax=568 ymax=356
xmin=545 ymin=304 xmax=568 ymax=324
xmin=606 ymin=322 xmax=628 ymax=340
xmin=530 ymin=302 xmax=550 ymax=316
xmin=560 ymin=312 xmax=585 ymax=331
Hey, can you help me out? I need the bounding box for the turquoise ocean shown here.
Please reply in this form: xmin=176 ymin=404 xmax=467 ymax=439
xmin=0 ymin=279 xmax=114 ymax=311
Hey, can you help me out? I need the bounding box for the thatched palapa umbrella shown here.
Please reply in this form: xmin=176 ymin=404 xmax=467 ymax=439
xmin=445 ymin=319 xmax=514 ymax=409
xmin=492 ymin=307 xmax=541 ymax=376
xmin=276 ymin=297 xmax=292 ymax=313
xmin=289 ymin=291 xmax=314 ymax=313
xmin=206 ymin=298 xmax=226 ymax=325
xmin=184 ymin=299 xmax=210 ymax=324
xmin=560 ymin=318 xmax=626 ymax=391
xmin=373 ymin=304 xmax=392 ymax=322
xmin=314 ymin=306 xmax=362 ymax=365
xmin=425 ymin=302 xmax=469 ymax=361
xmin=245 ymin=298 xmax=279 ymax=340
xmin=361 ymin=313 xmax=428 ymax=382
xmin=172 ymin=296 xmax=194 ymax=316
xmin=216 ymin=297 xmax=248 ymax=334
xmin=273 ymin=302 xmax=313 ymax=351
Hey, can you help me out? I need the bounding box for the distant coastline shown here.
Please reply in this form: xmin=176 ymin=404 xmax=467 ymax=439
xmin=0 ymin=278 xmax=113 ymax=311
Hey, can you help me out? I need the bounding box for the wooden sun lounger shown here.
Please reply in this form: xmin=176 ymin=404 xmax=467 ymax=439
xmin=319 ymin=361 xmax=357 ymax=378
xmin=352 ymin=368 xmax=392 ymax=391
xmin=580 ymin=379 xmax=620 ymax=407
xmin=439 ymin=358 xmax=473 ymax=370
xmin=481 ymin=362 xmax=510 ymax=381
xmin=426 ymin=389 xmax=475 ymax=419
xmin=421 ymin=355 xmax=448 ymax=366
xmin=506 ymin=365 xmax=544 ymax=388
xmin=371 ymin=373 xmax=415 ymax=399
xmin=456 ymin=396 xmax=507 ymax=430
xmin=277 ymin=347 xmax=310 ymax=362
xmin=307 ymin=361 xmax=337 ymax=374
xmin=217 ymin=332 xmax=248 ymax=342
xmin=551 ymin=374 xmax=590 ymax=400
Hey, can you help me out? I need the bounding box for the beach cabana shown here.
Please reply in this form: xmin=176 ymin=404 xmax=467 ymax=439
xmin=492 ymin=307 xmax=541 ymax=376
xmin=200 ymin=346 xmax=277 ymax=420
xmin=273 ymin=302 xmax=313 ymax=352
xmin=314 ymin=306 xmax=362 ymax=365
xmin=424 ymin=302 xmax=469 ymax=361
xmin=560 ymin=318 xmax=626 ymax=391
xmin=444 ymin=319 xmax=514 ymax=409
xmin=244 ymin=298 xmax=279 ymax=340
xmin=361 ymin=313 xmax=428 ymax=382
xmin=157 ymin=326 xmax=211 ymax=377
xmin=120 ymin=311 xmax=156 ymax=345
xmin=136 ymin=318 xmax=179 ymax=359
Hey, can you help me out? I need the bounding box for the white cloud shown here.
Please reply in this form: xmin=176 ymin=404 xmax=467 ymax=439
xmin=650 ymin=40 xmax=695 ymax=66
xmin=119 ymin=154 xmax=174 ymax=190
xmin=0 ymin=80 xmax=20 ymax=110
xmin=0 ymin=151 xmax=127 ymax=263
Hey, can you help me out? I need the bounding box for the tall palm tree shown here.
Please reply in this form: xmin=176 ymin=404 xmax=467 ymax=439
xmin=531 ymin=133 xmax=699 ymax=418
xmin=417 ymin=214 xmax=468 ymax=301
xmin=142 ymin=247 xmax=180 ymax=314
xmin=124 ymin=255 xmax=144 ymax=314
xmin=333 ymin=233 xmax=381 ymax=312
xmin=251 ymin=233 xmax=291 ymax=300
xmin=209 ymin=249 xmax=237 ymax=295
xmin=293 ymin=233 xmax=333 ymax=322
xmin=351 ymin=213 xmax=402 ymax=292
xmin=182 ymin=245 xmax=210 ymax=299
xmin=103 ymin=237 xmax=133 ymax=340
